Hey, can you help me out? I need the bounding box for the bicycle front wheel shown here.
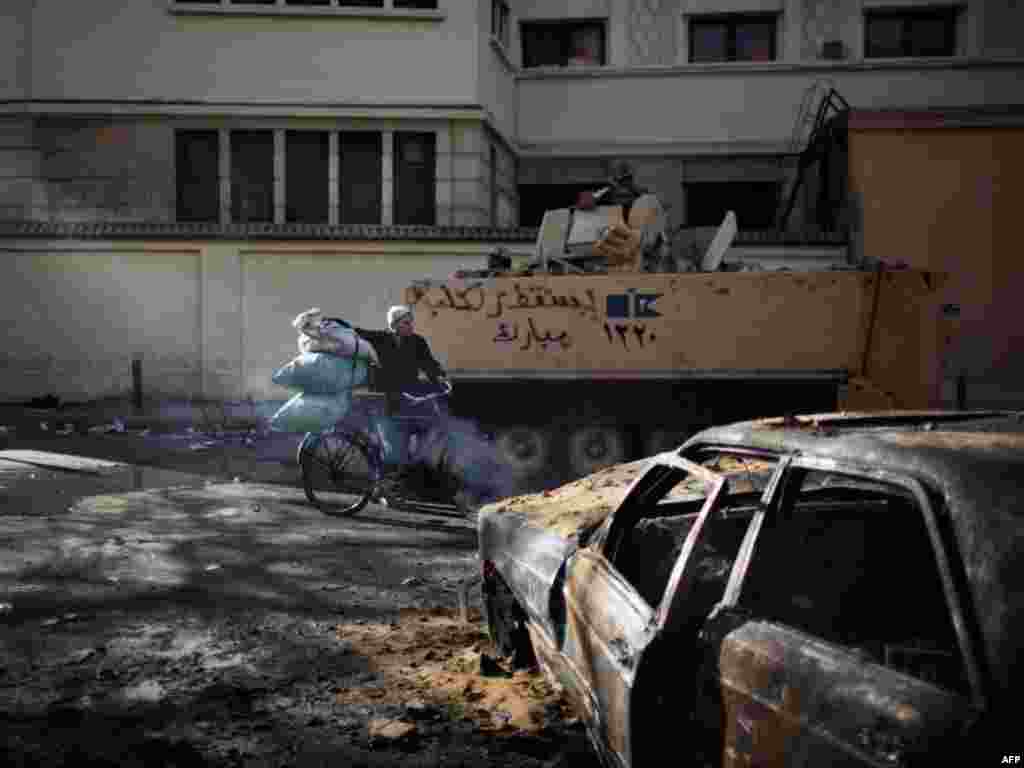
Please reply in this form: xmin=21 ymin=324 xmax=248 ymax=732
xmin=299 ymin=430 xmax=379 ymax=516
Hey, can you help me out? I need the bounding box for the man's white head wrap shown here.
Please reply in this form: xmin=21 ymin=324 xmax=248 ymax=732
xmin=387 ymin=305 xmax=413 ymax=331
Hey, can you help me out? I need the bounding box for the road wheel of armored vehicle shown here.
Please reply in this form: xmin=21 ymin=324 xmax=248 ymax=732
xmin=644 ymin=429 xmax=690 ymax=458
xmin=494 ymin=426 xmax=550 ymax=479
xmin=299 ymin=431 xmax=379 ymax=516
xmin=568 ymin=426 xmax=627 ymax=477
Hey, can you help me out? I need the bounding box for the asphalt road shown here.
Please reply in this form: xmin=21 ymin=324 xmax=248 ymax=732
xmin=0 ymin=449 xmax=547 ymax=767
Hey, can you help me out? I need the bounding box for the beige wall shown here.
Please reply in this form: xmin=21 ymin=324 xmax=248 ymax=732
xmin=24 ymin=0 xmax=477 ymax=105
xmin=849 ymin=125 xmax=1024 ymax=408
xmin=0 ymin=243 xmax=202 ymax=402
xmin=0 ymin=237 xmax=530 ymax=404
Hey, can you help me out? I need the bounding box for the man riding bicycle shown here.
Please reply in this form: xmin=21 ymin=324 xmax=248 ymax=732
xmin=353 ymin=305 xmax=450 ymax=471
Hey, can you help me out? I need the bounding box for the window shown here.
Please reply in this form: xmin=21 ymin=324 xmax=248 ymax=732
xmin=610 ymin=451 xmax=776 ymax=611
xmin=736 ymin=468 xmax=969 ymax=694
xmin=865 ymin=7 xmax=958 ymax=58
xmin=684 ymin=181 xmax=780 ymax=229
xmin=286 ymin=131 xmax=329 ymax=224
xmin=492 ymin=0 xmax=510 ymax=48
xmin=339 ymin=132 xmax=382 ymax=225
xmin=689 ymin=14 xmax=776 ymax=62
xmin=393 ymin=0 xmax=437 ymax=9
xmin=230 ymin=131 xmax=274 ymax=223
xmin=175 ymin=130 xmax=220 ymax=223
xmin=394 ymin=132 xmax=436 ymax=226
xmin=521 ymin=20 xmax=606 ymax=68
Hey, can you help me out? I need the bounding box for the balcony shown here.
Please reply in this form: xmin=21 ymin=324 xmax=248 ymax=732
xmin=515 ymin=57 xmax=1024 ymax=156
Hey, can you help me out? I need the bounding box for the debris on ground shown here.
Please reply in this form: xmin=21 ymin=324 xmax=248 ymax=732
xmin=88 ymin=418 xmax=126 ymax=434
xmin=333 ymin=608 xmax=574 ymax=736
xmin=368 ymin=718 xmax=418 ymax=742
xmin=479 ymin=459 xmax=652 ymax=537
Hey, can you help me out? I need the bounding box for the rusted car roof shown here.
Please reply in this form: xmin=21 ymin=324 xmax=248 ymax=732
xmin=684 ymin=410 xmax=1024 ymax=698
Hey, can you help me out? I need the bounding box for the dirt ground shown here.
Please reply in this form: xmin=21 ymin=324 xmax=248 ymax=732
xmin=0 ymin=420 xmax=603 ymax=768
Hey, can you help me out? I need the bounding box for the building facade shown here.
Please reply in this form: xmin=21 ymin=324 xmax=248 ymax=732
xmin=1 ymin=0 xmax=1022 ymax=405
xmin=2 ymin=0 xmax=1023 ymax=233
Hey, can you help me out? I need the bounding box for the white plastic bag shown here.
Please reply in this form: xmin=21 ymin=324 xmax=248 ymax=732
xmin=291 ymin=308 xmax=378 ymax=364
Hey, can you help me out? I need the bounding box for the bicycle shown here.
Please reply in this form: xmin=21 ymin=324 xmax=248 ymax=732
xmin=297 ymin=381 xmax=464 ymax=516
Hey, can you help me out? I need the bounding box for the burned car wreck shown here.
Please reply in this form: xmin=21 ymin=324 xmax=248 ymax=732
xmin=479 ymin=411 xmax=1024 ymax=767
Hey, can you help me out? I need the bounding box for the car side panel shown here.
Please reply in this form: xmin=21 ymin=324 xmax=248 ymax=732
xmin=696 ymin=614 xmax=975 ymax=767
xmin=562 ymin=549 xmax=656 ymax=766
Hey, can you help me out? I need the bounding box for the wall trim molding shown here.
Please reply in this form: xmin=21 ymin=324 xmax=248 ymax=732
xmin=517 ymin=55 xmax=1024 ymax=81
xmin=0 ymin=100 xmax=486 ymax=121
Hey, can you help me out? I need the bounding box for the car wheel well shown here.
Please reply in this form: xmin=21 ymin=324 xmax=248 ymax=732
xmin=482 ymin=569 xmax=537 ymax=669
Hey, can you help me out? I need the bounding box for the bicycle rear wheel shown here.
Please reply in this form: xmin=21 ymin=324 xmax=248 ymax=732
xmin=299 ymin=430 xmax=379 ymax=516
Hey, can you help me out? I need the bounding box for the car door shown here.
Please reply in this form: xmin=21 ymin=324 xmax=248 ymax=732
xmin=692 ymin=459 xmax=983 ymax=767
xmin=558 ymin=453 xmax=730 ymax=767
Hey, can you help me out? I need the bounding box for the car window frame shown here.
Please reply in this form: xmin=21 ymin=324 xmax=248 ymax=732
xmin=719 ymin=454 xmax=987 ymax=709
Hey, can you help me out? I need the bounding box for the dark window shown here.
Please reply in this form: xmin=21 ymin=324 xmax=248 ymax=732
xmin=286 ymin=131 xmax=329 ymax=224
xmin=286 ymin=1 xmax=332 ymax=6
xmin=521 ymin=19 xmax=606 ymax=68
xmin=737 ymin=469 xmax=969 ymax=694
xmin=394 ymin=132 xmax=436 ymax=226
xmin=492 ymin=0 xmax=510 ymax=48
xmin=175 ymin=130 xmax=220 ymax=223
xmin=690 ymin=14 xmax=776 ymax=62
xmin=611 ymin=452 xmax=775 ymax=611
xmin=394 ymin=0 xmax=437 ymax=9
xmin=339 ymin=132 xmax=382 ymax=225
xmin=230 ymin=0 xmax=277 ymax=5
xmin=337 ymin=1 xmax=385 ymax=6
xmin=865 ymin=7 xmax=957 ymax=58
xmin=230 ymin=130 xmax=274 ymax=223
xmin=516 ymin=182 xmax=607 ymax=227
xmin=684 ymin=181 xmax=780 ymax=229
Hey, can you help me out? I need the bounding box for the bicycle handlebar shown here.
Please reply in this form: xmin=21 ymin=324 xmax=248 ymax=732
xmin=400 ymin=380 xmax=452 ymax=406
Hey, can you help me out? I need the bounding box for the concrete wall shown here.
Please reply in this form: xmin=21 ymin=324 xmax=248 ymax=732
xmin=0 ymin=243 xmax=202 ymax=402
xmin=479 ymin=2 xmax=519 ymax=142
xmin=517 ymin=60 xmax=1024 ymax=152
xmin=0 ymin=119 xmax=47 ymax=221
xmin=35 ymin=118 xmax=176 ymax=223
xmin=7 ymin=116 xmax=511 ymax=226
xmin=482 ymin=129 xmax=519 ymax=227
xmin=0 ymin=0 xmax=32 ymax=100
xmin=24 ymin=0 xmax=477 ymax=105
xmin=0 ymin=237 xmax=531 ymax=404
xmin=448 ymin=122 xmax=489 ymax=226
xmin=849 ymin=125 xmax=1024 ymax=409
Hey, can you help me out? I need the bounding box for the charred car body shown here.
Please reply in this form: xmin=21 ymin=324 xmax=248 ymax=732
xmin=479 ymin=411 xmax=1024 ymax=767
